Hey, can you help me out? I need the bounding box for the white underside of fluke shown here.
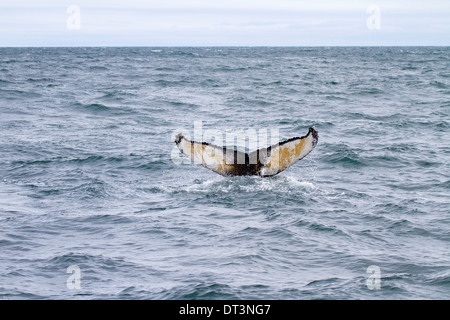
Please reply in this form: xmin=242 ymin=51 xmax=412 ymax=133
xmin=175 ymin=128 xmax=318 ymax=177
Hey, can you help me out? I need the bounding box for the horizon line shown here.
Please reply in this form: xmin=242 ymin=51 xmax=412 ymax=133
xmin=1 ymin=45 xmax=449 ymax=48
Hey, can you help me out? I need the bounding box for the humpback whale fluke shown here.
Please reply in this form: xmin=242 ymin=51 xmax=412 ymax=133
xmin=174 ymin=127 xmax=318 ymax=177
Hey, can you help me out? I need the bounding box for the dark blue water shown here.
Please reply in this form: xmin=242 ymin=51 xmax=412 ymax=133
xmin=0 ymin=47 xmax=449 ymax=299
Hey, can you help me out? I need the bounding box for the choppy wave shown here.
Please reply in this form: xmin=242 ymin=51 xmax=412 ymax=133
xmin=0 ymin=47 xmax=449 ymax=300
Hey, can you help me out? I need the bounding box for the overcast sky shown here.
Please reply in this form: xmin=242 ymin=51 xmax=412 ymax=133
xmin=0 ymin=0 xmax=449 ymax=46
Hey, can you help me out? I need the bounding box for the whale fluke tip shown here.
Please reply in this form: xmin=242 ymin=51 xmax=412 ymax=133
xmin=174 ymin=133 xmax=184 ymax=144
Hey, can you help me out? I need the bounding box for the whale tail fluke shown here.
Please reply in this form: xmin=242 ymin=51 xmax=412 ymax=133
xmin=174 ymin=127 xmax=318 ymax=177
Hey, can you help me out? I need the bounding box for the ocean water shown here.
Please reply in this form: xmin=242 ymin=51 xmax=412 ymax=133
xmin=0 ymin=47 xmax=449 ymax=300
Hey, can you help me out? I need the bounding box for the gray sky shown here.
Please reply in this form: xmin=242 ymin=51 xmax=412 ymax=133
xmin=0 ymin=0 xmax=449 ymax=46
